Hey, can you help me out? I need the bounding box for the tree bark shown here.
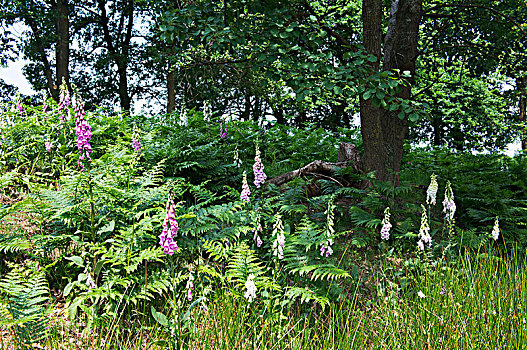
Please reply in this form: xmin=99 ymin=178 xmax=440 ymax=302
xmin=360 ymin=0 xmax=422 ymax=185
xmin=380 ymin=0 xmax=422 ymax=184
xmin=97 ymin=0 xmax=133 ymax=111
xmin=518 ymin=77 xmax=527 ymax=151
xmin=360 ymin=0 xmax=385 ymax=180
xmin=267 ymin=142 xmax=361 ymax=186
xmin=55 ymin=0 xmax=70 ymax=88
xmin=167 ymin=64 xmax=176 ymax=113
xmin=27 ymin=19 xmax=57 ymax=100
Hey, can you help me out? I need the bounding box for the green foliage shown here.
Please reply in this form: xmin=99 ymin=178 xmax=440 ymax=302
xmin=0 ymin=267 xmax=50 ymax=348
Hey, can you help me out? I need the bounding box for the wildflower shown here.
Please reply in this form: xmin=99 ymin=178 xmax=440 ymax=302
xmin=320 ymin=198 xmax=335 ymax=257
xmin=73 ymin=90 xmax=92 ymax=169
xmin=418 ymin=205 xmax=432 ymax=249
xmin=16 ymin=98 xmax=24 ymax=119
xmin=233 ymin=146 xmax=242 ymax=167
xmin=253 ymin=144 xmax=267 ymax=188
xmin=45 ymin=141 xmax=52 ymax=152
xmin=417 ymin=291 xmax=426 ymax=298
xmin=180 ymin=103 xmax=188 ymax=126
xmin=320 ymin=244 xmax=333 ymax=257
xmin=253 ymin=214 xmax=263 ymax=247
xmin=240 ymin=171 xmax=250 ymax=202
xmin=43 ymin=100 xmax=48 ymax=113
xmin=426 ymin=174 xmax=438 ymax=205
xmin=380 ymin=207 xmax=392 ymax=240
xmin=491 ymin=217 xmax=500 ymax=241
xmin=203 ymin=101 xmax=211 ymax=121
xmin=159 ymin=196 xmax=179 ymax=255
xmin=272 ymin=214 xmax=286 ymax=259
xmin=131 ymin=128 xmax=142 ymax=154
xmin=186 ymin=273 xmax=194 ymax=301
xmin=219 ymin=121 xmax=228 ymax=139
xmin=86 ymin=273 xmax=96 ymax=289
xmin=58 ymin=78 xmax=70 ymax=120
xmin=442 ymin=181 xmax=456 ymax=221
xmin=244 ymin=274 xmax=257 ymax=302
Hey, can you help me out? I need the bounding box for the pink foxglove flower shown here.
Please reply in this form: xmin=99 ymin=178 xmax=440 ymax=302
xmin=186 ymin=273 xmax=194 ymax=301
xmin=253 ymin=144 xmax=267 ymax=188
xmin=86 ymin=273 xmax=96 ymax=289
xmin=159 ymin=196 xmax=179 ymax=255
xmin=380 ymin=207 xmax=392 ymax=240
xmin=73 ymin=90 xmax=92 ymax=169
xmin=45 ymin=142 xmax=52 ymax=152
xmin=131 ymin=129 xmax=142 ymax=154
xmin=219 ymin=121 xmax=228 ymax=139
xmin=240 ymin=171 xmax=250 ymax=202
xmin=43 ymin=100 xmax=48 ymax=114
xmin=253 ymin=214 xmax=263 ymax=247
xmin=244 ymin=274 xmax=257 ymax=302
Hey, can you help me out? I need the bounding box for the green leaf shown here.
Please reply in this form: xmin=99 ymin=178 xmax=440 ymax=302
xmin=66 ymin=256 xmax=84 ymax=267
xmin=398 ymin=111 xmax=405 ymax=119
xmin=151 ymin=306 xmax=168 ymax=326
xmin=408 ymin=113 xmax=420 ymax=122
xmin=333 ymin=86 xmax=342 ymax=95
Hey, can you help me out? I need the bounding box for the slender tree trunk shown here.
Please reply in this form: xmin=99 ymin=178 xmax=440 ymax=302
xmin=380 ymin=0 xmax=422 ymax=184
xmin=55 ymin=0 xmax=69 ymax=87
xmin=242 ymin=93 xmax=251 ymax=121
xmin=360 ymin=0 xmax=385 ymax=179
xmin=518 ymin=77 xmax=527 ymax=151
xmin=28 ymin=20 xmax=57 ymax=100
xmin=167 ymin=65 xmax=176 ymax=113
xmin=97 ymin=0 xmax=132 ymax=111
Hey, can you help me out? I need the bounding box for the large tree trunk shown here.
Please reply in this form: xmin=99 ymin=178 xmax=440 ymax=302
xmin=55 ymin=0 xmax=70 ymax=89
xmin=380 ymin=0 xmax=422 ymax=184
xmin=360 ymin=0 xmax=386 ymax=180
xmin=360 ymin=0 xmax=422 ymax=184
xmin=518 ymin=77 xmax=527 ymax=151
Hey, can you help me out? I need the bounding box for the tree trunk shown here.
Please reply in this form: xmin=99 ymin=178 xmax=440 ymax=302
xmin=167 ymin=65 xmax=176 ymax=113
xmin=27 ymin=20 xmax=57 ymax=100
xmin=360 ymin=0 xmax=386 ymax=180
xmin=518 ymin=77 xmax=527 ymax=151
xmin=55 ymin=0 xmax=70 ymax=88
xmin=380 ymin=0 xmax=422 ymax=184
xmin=360 ymin=0 xmax=422 ymax=185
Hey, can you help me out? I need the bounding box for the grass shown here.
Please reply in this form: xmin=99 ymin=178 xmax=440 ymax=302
xmin=3 ymin=246 xmax=526 ymax=349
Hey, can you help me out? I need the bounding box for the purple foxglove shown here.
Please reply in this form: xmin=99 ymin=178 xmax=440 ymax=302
xmin=380 ymin=207 xmax=392 ymax=240
xmin=253 ymin=144 xmax=267 ymax=188
xmin=73 ymin=91 xmax=92 ymax=169
xmin=45 ymin=142 xmax=52 ymax=152
xmin=253 ymin=215 xmax=263 ymax=247
xmin=132 ymin=129 xmax=142 ymax=154
xmin=159 ymin=196 xmax=179 ymax=255
xmin=240 ymin=171 xmax=250 ymax=202
xmin=86 ymin=273 xmax=96 ymax=289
